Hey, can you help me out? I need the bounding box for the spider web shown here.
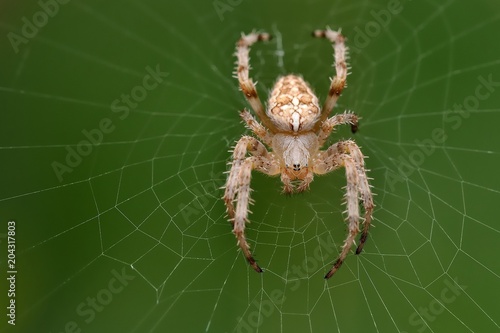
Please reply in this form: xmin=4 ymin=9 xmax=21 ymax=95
xmin=1 ymin=0 xmax=500 ymax=332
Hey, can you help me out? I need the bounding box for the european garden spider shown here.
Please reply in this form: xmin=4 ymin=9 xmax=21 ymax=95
xmin=223 ymin=28 xmax=374 ymax=279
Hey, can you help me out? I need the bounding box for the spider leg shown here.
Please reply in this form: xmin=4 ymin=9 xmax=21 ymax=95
xmin=337 ymin=141 xmax=374 ymax=254
xmin=223 ymin=136 xmax=280 ymax=272
xmin=312 ymin=28 xmax=348 ymax=131
xmin=240 ymin=109 xmax=273 ymax=146
xmin=313 ymin=140 xmax=374 ymax=279
xmin=318 ymin=111 xmax=359 ymax=147
xmin=235 ymin=32 xmax=277 ymax=132
xmin=315 ymin=151 xmax=359 ymax=279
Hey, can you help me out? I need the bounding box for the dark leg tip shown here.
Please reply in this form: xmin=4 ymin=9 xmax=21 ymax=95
xmin=248 ymin=257 xmax=263 ymax=273
xmin=356 ymin=233 xmax=368 ymax=254
xmin=252 ymin=263 xmax=263 ymax=273
xmin=351 ymin=123 xmax=358 ymax=134
xmin=324 ymin=267 xmax=338 ymax=279
xmin=324 ymin=259 xmax=342 ymax=279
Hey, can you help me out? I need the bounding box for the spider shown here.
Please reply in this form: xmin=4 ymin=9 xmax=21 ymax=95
xmin=223 ymin=28 xmax=374 ymax=279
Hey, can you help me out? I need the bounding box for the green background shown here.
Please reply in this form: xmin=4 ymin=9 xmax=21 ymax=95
xmin=1 ymin=0 xmax=500 ymax=332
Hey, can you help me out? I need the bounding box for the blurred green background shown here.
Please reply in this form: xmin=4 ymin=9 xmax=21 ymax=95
xmin=1 ymin=0 xmax=500 ymax=332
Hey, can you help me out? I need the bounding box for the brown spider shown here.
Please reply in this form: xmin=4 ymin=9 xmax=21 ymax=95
xmin=223 ymin=28 xmax=374 ymax=279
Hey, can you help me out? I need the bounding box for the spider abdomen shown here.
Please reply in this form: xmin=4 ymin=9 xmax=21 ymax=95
xmin=267 ymin=75 xmax=321 ymax=132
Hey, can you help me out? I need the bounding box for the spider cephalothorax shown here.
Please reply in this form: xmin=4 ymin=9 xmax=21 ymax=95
xmin=223 ymin=28 xmax=374 ymax=279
